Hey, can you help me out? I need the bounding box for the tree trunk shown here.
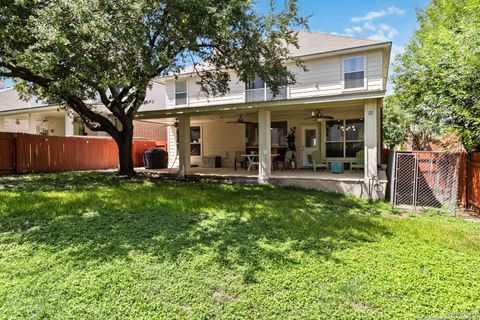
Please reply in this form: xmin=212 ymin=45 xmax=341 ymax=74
xmin=115 ymin=127 xmax=136 ymax=177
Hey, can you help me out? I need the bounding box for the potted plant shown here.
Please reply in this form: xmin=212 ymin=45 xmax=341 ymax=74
xmin=287 ymin=127 xmax=297 ymax=169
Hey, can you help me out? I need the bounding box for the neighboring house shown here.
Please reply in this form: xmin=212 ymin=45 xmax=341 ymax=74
xmin=0 ymin=80 xmax=167 ymax=141
xmin=136 ymin=31 xmax=391 ymax=198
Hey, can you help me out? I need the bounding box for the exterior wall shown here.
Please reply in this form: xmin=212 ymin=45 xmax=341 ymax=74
xmin=164 ymin=49 xmax=385 ymax=109
xmin=166 ymin=101 xmax=383 ymax=170
xmin=4 ymin=117 xmax=29 ymax=132
xmin=167 ymin=126 xmax=178 ymax=168
xmin=191 ymin=120 xmax=245 ymax=167
xmin=3 ymin=114 xmax=65 ymax=136
xmin=273 ymin=108 xmax=365 ymax=167
xmin=46 ymin=117 xmax=66 ymax=136
xmin=1 ymin=111 xmax=167 ymax=140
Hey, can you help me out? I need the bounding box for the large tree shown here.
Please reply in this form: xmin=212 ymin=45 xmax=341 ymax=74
xmin=0 ymin=0 xmax=307 ymax=176
xmin=391 ymin=0 xmax=480 ymax=152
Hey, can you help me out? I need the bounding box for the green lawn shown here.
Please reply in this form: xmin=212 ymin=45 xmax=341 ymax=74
xmin=0 ymin=172 xmax=479 ymax=319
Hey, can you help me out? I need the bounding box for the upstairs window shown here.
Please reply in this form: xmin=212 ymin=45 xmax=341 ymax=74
xmin=175 ymin=80 xmax=187 ymax=106
xmin=343 ymin=56 xmax=365 ymax=89
xmin=245 ymin=74 xmax=287 ymax=102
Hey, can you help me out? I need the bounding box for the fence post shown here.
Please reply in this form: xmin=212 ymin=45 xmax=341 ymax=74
xmin=390 ymin=150 xmax=397 ymax=206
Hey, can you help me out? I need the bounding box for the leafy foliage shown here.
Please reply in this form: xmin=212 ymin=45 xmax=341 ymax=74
xmin=391 ymin=0 xmax=480 ymax=152
xmin=0 ymin=0 xmax=307 ymax=174
xmin=1 ymin=172 xmax=480 ymax=319
xmin=383 ymin=94 xmax=441 ymax=150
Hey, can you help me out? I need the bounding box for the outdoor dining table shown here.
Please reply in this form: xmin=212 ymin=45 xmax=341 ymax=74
xmin=242 ymin=153 xmax=280 ymax=171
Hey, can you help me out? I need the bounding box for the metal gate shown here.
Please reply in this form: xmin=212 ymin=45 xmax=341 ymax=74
xmin=391 ymin=151 xmax=461 ymax=215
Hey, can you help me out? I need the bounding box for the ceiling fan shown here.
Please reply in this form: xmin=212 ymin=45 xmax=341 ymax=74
xmin=226 ymin=114 xmax=254 ymax=125
xmin=304 ymin=109 xmax=334 ymax=121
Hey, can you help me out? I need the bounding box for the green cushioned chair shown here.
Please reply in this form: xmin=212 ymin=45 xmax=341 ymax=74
xmin=350 ymin=150 xmax=364 ymax=172
xmin=310 ymin=150 xmax=327 ymax=172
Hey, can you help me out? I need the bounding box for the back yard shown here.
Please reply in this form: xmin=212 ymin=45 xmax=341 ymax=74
xmin=0 ymin=172 xmax=479 ymax=319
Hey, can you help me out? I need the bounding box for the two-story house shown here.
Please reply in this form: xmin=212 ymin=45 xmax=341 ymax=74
xmin=132 ymin=31 xmax=391 ymax=198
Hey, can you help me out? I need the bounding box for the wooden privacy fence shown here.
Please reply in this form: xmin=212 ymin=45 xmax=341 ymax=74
xmin=0 ymin=132 xmax=166 ymax=175
xmin=465 ymin=152 xmax=480 ymax=213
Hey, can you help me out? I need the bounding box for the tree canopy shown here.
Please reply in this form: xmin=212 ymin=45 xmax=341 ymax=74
xmin=0 ymin=0 xmax=307 ymax=175
xmin=390 ymin=0 xmax=480 ymax=152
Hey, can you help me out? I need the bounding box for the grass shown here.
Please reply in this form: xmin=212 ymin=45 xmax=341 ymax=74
xmin=0 ymin=172 xmax=479 ymax=319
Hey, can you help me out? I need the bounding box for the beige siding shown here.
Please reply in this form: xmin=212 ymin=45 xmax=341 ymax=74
xmin=190 ymin=120 xmax=245 ymax=167
xmin=165 ymin=49 xmax=385 ymax=109
xmin=188 ymin=75 xmax=245 ymax=107
xmin=288 ymin=56 xmax=343 ymax=99
xmin=3 ymin=114 xmax=65 ymax=136
xmin=367 ymin=51 xmax=383 ymax=90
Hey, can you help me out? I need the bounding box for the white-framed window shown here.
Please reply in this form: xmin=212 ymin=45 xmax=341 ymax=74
xmin=343 ymin=56 xmax=365 ymax=90
xmin=175 ymin=80 xmax=187 ymax=106
xmin=190 ymin=126 xmax=201 ymax=156
xmin=325 ymin=118 xmax=364 ymax=158
xmin=245 ymin=74 xmax=287 ymax=102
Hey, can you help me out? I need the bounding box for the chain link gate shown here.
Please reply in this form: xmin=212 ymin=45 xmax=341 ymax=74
xmin=391 ymin=151 xmax=461 ymax=215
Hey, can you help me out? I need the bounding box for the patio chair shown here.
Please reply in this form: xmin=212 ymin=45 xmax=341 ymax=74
xmin=234 ymin=151 xmax=247 ymax=170
xmin=350 ymin=150 xmax=364 ymax=172
xmin=310 ymin=150 xmax=327 ymax=172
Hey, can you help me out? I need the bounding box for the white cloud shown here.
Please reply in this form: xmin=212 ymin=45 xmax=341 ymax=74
xmin=366 ymin=23 xmax=399 ymax=42
xmin=352 ymin=26 xmax=363 ymax=33
xmin=363 ymin=21 xmax=376 ymax=31
xmin=351 ymin=6 xmax=405 ymax=23
xmin=344 ymin=21 xmax=398 ymax=42
xmin=343 ymin=25 xmax=363 ymax=37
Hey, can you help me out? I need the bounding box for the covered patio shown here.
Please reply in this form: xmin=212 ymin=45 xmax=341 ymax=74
xmin=136 ymin=93 xmax=386 ymax=199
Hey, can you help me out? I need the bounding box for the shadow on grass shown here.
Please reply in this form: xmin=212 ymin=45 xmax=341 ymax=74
xmin=0 ymin=172 xmax=393 ymax=283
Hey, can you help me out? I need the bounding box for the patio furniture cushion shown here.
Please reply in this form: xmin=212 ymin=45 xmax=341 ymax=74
xmin=310 ymin=150 xmax=327 ymax=172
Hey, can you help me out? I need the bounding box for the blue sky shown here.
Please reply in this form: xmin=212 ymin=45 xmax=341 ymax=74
xmin=3 ymin=1 xmax=429 ymax=89
xmin=256 ymin=0 xmax=429 ymax=63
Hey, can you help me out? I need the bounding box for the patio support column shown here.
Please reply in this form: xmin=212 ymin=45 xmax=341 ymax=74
xmin=0 ymin=116 xmax=4 ymax=131
xmin=178 ymin=115 xmax=191 ymax=177
xmin=64 ymin=112 xmax=74 ymax=136
xmin=364 ymin=99 xmax=378 ymax=181
xmin=258 ymin=109 xmax=271 ymax=183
